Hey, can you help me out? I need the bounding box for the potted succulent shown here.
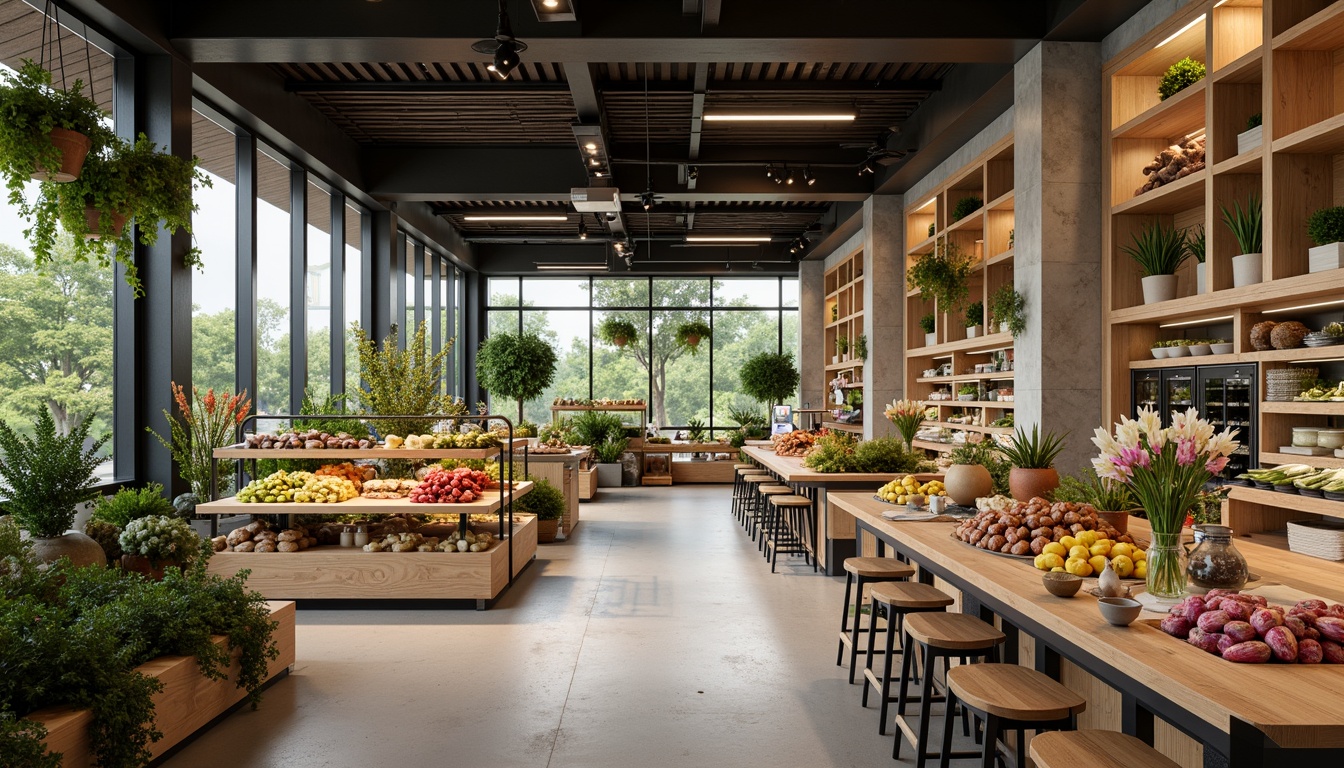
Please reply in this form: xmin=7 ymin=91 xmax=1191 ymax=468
xmin=837 ymin=335 xmax=850 ymax=362
xmin=1185 ymin=225 xmax=1206 ymax=294
xmin=989 ymin=284 xmax=1026 ymax=337
xmin=1238 ymin=112 xmax=1262 ymax=156
xmin=675 ymin=319 xmax=712 ymax=355
xmin=945 ymin=439 xmax=1000 ymax=506
xmin=1221 ymin=193 xmax=1262 ymax=287
xmin=854 ymin=333 xmax=868 ymax=362
xmin=998 ymin=424 xmax=1068 ymax=502
xmin=1158 ymin=57 xmax=1205 ymax=101
xmin=0 ymin=408 xmax=110 ymax=567
xmin=514 ymin=477 xmax=566 ymax=542
xmin=920 ymin=313 xmax=937 ymax=347
xmin=118 ymin=514 xmax=201 ymax=580
xmin=475 ymin=330 xmax=558 ymax=422
xmin=597 ymin=316 xmax=639 ymax=348
xmin=907 ymin=240 xmax=973 ymax=313
xmin=1307 ymin=205 xmax=1344 ymax=273
xmin=740 ymin=351 xmax=800 ymax=410
xmin=951 ymin=195 xmax=982 ymax=222
xmin=0 ymin=60 xmax=111 ymax=193
xmin=1121 ymin=220 xmax=1187 ymax=304
xmin=965 ymin=300 xmax=984 ymax=338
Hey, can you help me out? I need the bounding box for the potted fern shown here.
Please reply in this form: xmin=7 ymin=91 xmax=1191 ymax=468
xmin=1121 ymin=220 xmax=1187 ymax=304
xmin=907 ymin=240 xmax=973 ymax=313
xmin=854 ymin=333 xmax=868 ymax=362
xmin=0 ymin=60 xmax=110 ymax=193
xmin=965 ymin=300 xmax=984 ymax=338
xmin=998 ymin=424 xmax=1068 ymax=502
xmin=1307 ymin=205 xmax=1344 ymax=273
xmin=989 ymin=284 xmax=1025 ymax=337
xmin=675 ymin=319 xmax=711 ymax=355
xmin=597 ymin=316 xmax=638 ymax=348
xmin=1222 ymin=193 xmax=1262 ymax=287
xmin=1185 ymin=225 xmax=1206 ymax=294
xmin=0 ymin=408 xmax=110 ymax=567
xmin=920 ymin=313 xmax=936 ymax=347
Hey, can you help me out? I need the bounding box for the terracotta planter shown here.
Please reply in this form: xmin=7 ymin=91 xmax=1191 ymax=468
xmin=944 ymin=463 xmax=993 ymax=506
xmin=684 ymin=335 xmax=701 ymax=348
xmin=1008 ymin=467 xmax=1059 ymax=502
xmin=82 ymin=207 xmax=128 ymax=240
xmin=1098 ymin=510 xmax=1134 ymax=536
xmin=32 ymin=127 xmax=92 ymax=182
xmin=613 ymin=336 xmax=629 ymax=348
xmin=121 ymin=554 xmax=174 ymax=581
xmin=536 ymin=518 xmax=560 ymax=543
xmin=28 ymin=531 xmax=107 ymax=568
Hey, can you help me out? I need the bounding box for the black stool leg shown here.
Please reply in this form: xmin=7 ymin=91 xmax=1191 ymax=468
xmin=914 ymin=642 xmax=939 ymax=768
xmin=939 ymin=688 xmax=958 ymax=768
xmin=847 ymin=575 xmax=867 ymax=683
xmin=877 ymin=611 xmax=899 ymax=734
xmin=979 ymin=713 xmax=999 ymax=768
xmin=893 ymin=634 xmax=915 ymax=760
xmin=837 ymin=572 xmax=854 ymax=666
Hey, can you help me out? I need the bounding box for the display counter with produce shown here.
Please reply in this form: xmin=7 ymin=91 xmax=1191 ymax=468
xmin=519 ymin=444 xmax=588 ymax=535
xmin=831 ymin=491 xmax=1344 ymax=767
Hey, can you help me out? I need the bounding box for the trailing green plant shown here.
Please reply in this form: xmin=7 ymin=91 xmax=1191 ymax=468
xmin=90 ymin=483 xmax=176 ymax=530
xmin=1158 ymin=57 xmax=1206 ymax=100
xmin=674 ymin=319 xmax=711 ymax=355
xmin=350 ymin=321 xmax=456 ymax=437
xmin=592 ymin=436 xmax=629 ymax=464
xmin=514 ymin=477 xmax=566 ymax=520
xmin=570 ymin=411 xmax=626 ymax=447
xmin=1246 ymin=112 xmax=1262 ymax=131
xmin=0 ymin=408 xmax=108 ymax=538
xmin=989 ymin=284 xmax=1026 ymax=338
xmin=919 ymin=313 xmax=936 ymax=335
xmin=475 ymin=330 xmax=558 ymax=420
xmin=836 ymin=335 xmax=849 ymax=355
xmin=0 ymin=713 xmax=60 ymax=768
xmin=998 ymin=425 xmax=1068 ymax=469
xmin=957 ymin=384 xmax=979 ymax=397
xmin=596 ymin=316 xmax=639 ymax=347
xmin=685 ymin=417 xmax=707 ymax=443
xmin=1184 ymin=225 xmax=1206 ymax=263
xmin=1220 ymin=192 xmax=1262 ymax=255
xmin=965 ymin=301 xmax=984 ymax=328
xmin=951 ymin=195 xmax=982 ymax=221
xmin=1307 ymin=206 xmax=1344 ymax=247
xmin=1120 ymin=219 xmax=1188 ymax=277
xmin=854 ymin=333 xmax=868 ymax=361
xmin=739 ymin=351 xmax=800 ymax=407
xmin=907 ymin=240 xmax=973 ymax=312
xmin=1051 ymin=466 xmax=1135 ymax=510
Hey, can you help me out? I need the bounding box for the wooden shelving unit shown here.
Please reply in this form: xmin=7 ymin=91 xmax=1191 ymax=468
xmin=823 ymin=249 xmax=866 ymax=416
xmin=1101 ymin=0 xmax=1344 ymax=553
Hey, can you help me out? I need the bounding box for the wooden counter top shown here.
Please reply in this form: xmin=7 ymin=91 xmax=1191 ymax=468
xmin=741 ymin=445 xmax=901 ymax=485
xmin=828 ymin=491 xmax=1344 ymax=753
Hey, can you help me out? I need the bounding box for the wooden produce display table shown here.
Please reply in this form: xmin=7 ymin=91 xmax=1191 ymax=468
xmin=522 ymin=446 xmax=588 ymax=535
xmin=639 ymin=443 xmax=740 ymax=484
xmin=829 ymin=492 xmax=1344 ymax=768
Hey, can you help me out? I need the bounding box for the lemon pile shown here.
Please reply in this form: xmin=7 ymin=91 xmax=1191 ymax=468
xmin=877 ymin=475 xmax=946 ymax=505
xmin=1032 ymin=530 xmax=1147 ymax=578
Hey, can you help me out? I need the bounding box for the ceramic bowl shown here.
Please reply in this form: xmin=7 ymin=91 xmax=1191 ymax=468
xmin=1097 ymin=596 xmax=1143 ymax=626
xmin=1151 ymin=347 xmax=1167 ymax=359
xmin=1042 ymin=572 xmax=1083 ymax=597
xmin=1187 ymin=343 xmax=1212 ymax=356
xmin=1210 ymin=343 xmax=1233 ymax=355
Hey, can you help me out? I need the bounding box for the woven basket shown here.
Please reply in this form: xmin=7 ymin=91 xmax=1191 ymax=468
xmin=1287 ymin=519 xmax=1344 ymax=561
xmin=1265 ymin=367 xmax=1318 ymax=401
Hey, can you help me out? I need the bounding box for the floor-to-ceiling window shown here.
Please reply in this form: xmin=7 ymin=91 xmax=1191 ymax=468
xmin=254 ymin=145 xmax=292 ymax=423
xmin=190 ymin=111 xmax=237 ymax=398
xmin=305 ymin=180 xmax=332 ymax=399
xmin=343 ymin=202 xmax=364 ymax=397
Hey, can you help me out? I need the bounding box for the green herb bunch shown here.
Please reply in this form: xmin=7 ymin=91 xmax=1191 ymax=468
xmin=1158 ymin=57 xmax=1206 ymax=100
xmin=350 ymin=321 xmax=456 ymax=437
xmin=0 ymin=408 xmax=108 ymax=537
xmin=1052 ymin=466 xmax=1134 ymax=511
xmin=852 ymin=437 xmax=932 ymax=474
xmin=1184 ymin=225 xmax=1205 ymax=264
xmin=1245 ymin=112 xmax=1262 ymax=131
xmin=91 ymin=484 xmax=177 ymax=529
xmin=802 ymin=431 xmax=858 ymax=473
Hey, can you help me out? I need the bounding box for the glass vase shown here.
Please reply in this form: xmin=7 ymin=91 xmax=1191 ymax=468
xmin=1146 ymin=531 xmax=1188 ymax=600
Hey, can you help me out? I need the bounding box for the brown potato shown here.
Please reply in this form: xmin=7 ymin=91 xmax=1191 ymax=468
xmin=985 ymin=534 xmax=1006 ymax=551
xmin=1010 ymin=540 xmax=1031 ymax=555
xmin=987 ymin=523 xmax=1006 ymax=536
xmin=1030 ymin=537 xmax=1049 ymax=555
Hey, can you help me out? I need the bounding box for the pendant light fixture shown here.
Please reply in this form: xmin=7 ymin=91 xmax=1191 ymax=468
xmin=472 ymin=0 xmax=528 ymax=80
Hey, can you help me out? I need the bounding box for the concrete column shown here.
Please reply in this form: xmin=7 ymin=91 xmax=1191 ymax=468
xmin=1013 ymin=41 xmax=1103 ymax=474
xmin=798 ymin=259 xmax=826 ymax=412
xmin=863 ymin=195 xmax=905 ymax=438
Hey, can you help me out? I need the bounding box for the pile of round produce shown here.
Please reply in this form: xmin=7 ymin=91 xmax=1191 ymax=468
xmin=1160 ymin=591 xmax=1344 ymax=664
xmin=236 ymin=471 xmax=359 ymax=504
xmin=954 ymin=498 xmax=1132 ymax=557
xmin=408 ymin=467 xmax=493 ymax=503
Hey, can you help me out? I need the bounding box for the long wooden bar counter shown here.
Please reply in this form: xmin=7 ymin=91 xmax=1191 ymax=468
xmin=828 ymin=491 xmax=1344 ymax=768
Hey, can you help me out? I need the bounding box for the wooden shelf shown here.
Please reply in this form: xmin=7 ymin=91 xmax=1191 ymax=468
xmin=1110 ymin=169 xmax=1206 ymax=215
xmin=822 ymin=421 xmax=863 ymax=434
xmin=930 ymin=400 xmax=1015 ymax=410
xmin=946 ymin=208 xmax=984 ymax=235
xmin=1111 ymin=79 xmax=1207 ymax=139
xmin=909 ymin=331 xmax=1014 ymax=358
xmin=916 ymin=370 xmax=1015 ymax=384
xmin=825 ymin=360 xmax=865 ymax=372
xmin=1211 ymin=146 xmax=1261 ymax=175
xmin=1129 ymin=352 xmax=1239 ymax=369
xmin=912 ymin=439 xmax=956 ymax=453
xmin=1131 ymin=345 xmax=1344 ymax=368
xmin=907 ymin=235 xmax=936 ymax=255
xmin=1108 ymin=269 xmax=1344 ymax=325
xmin=1272 ymin=3 xmax=1344 ymax=51
xmin=1260 ymin=452 xmax=1344 ymax=470
xmin=986 ymin=248 xmax=1015 ymax=267
xmin=922 ymin=420 xmax=1013 ymax=435
xmin=214 ymin=445 xmax=504 ymax=460
xmin=1212 ymin=45 xmax=1263 ymax=84
xmin=1272 ymin=113 xmax=1344 ymax=155
xmin=1261 ymin=401 xmax=1344 ymax=416
xmin=1230 ymin=486 xmax=1344 ymax=521
xmin=196 ymin=481 xmax=533 ymax=516
xmin=550 ymin=404 xmax=647 ymax=412
xmin=987 ymin=190 xmax=1014 ymax=211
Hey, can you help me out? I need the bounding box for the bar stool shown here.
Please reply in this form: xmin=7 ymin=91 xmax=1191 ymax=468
xmin=863 ymin=581 xmax=954 ymax=734
xmin=765 ymin=494 xmax=816 ymax=572
xmin=732 ymin=469 xmax=767 ymax=525
xmin=837 ymin=557 xmax=914 ymax=683
xmin=736 ymin=472 xmax=771 ymax=530
xmin=753 ymin=484 xmax=793 ymax=550
xmin=1029 ymin=730 xmax=1180 ymax=768
xmin=941 ymin=663 xmax=1086 ymax=768
xmin=893 ymin=612 xmax=1004 ymax=768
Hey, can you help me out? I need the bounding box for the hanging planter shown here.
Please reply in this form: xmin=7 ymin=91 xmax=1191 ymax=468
xmin=0 ymin=60 xmax=111 ymax=193
xmin=597 ymin=317 xmax=639 ymax=349
xmin=675 ymin=319 xmax=711 ymax=355
xmin=82 ymin=205 xmax=127 ymax=240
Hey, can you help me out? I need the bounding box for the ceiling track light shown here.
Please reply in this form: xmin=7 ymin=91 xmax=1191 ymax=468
xmin=578 ymin=222 xmax=588 ymax=239
xmin=473 ymin=0 xmax=528 ymax=80
xmin=640 ymin=191 xmax=656 ymax=210
xmin=765 ymin=164 xmax=777 ymax=181
xmin=803 ymin=167 xmax=816 ymax=186
xmin=687 ymin=165 xmax=699 ymax=181
xmin=859 ymin=160 xmax=878 ymax=176
xmin=784 ymin=167 xmax=795 ymax=185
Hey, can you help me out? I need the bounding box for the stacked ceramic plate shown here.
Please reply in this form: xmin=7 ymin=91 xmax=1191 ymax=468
xmin=1266 ymin=367 xmax=1318 ymax=401
xmin=1303 ymin=332 xmax=1344 ymax=347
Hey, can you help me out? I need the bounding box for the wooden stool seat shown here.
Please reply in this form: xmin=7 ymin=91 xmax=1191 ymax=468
xmin=870 ymin=581 xmax=955 ymax=610
xmin=759 ymin=485 xmax=792 ymax=494
xmin=946 ymin=664 xmax=1086 ymax=722
xmin=1030 ymin=731 xmax=1180 ymax=768
xmin=903 ymin=612 xmax=1005 ymax=651
xmin=733 ymin=463 xmax=754 ymax=470
xmin=770 ymin=494 xmax=812 ymax=507
xmin=743 ymin=475 xmax=774 ymax=483
xmin=843 ymin=556 xmax=915 ymax=579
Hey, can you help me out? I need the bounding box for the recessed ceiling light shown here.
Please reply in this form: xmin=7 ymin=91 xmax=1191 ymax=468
xmin=463 ymin=215 xmax=568 ymax=221
xmin=704 ymin=113 xmax=856 ymax=122
xmin=585 ymin=143 xmax=598 ymax=152
xmin=686 ymin=235 xmax=772 ymax=243
xmin=542 ymin=0 xmax=559 ymax=6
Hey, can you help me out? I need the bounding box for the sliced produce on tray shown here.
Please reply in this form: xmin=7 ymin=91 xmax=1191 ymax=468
xmin=1159 ymin=591 xmax=1344 ymax=664
xmin=1241 ymin=465 xmax=1344 ymax=495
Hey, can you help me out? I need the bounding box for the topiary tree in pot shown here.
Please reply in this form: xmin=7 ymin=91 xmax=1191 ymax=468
xmin=739 ymin=351 xmax=800 ymax=421
xmin=0 ymin=408 xmax=110 ymax=567
xmin=475 ymin=330 xmax=558 ymax=424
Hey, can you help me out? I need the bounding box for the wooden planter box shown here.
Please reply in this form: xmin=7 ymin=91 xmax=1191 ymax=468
xmin=578 ymin=466 xmax=599 ymax=500
xmin=29 ymin=601 xmax=296 ymax=766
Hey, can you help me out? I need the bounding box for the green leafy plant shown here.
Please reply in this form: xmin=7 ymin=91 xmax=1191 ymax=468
xmin=947 ymin=439 xmax=1012 ymax=495
xmin=989 ymin=284 xmax=1026 ymax=337
xmin=596 ymin=316 xmax=639 ymax=348
xmin=853 ymin=437 xmax=931 ymax=474
xmin=728 ymin=407 xmax=766 ymax=428
xmin=919 ymin=312 xmax=936 ymax=335
xmin=674 ymin=319 xmax=711 ymax=355
xmin=475 ymin=330 xmax=558 ymax=421
xmin=951 ymin=195 xmax=982 ymax=221
xmin=0 ymin=408 xmax=108 ymax=538
xmin=90 ymin=484 xmax=176 ymax=529
xmin=739 ymin=351 xmax=800 ymax=408
xmin=1184 ymin=225 xmax=1205 ymax=263
xmin=845 ymin=389 xmax=863 ymax=410
xmin=570 ymin=411 xmax=625 ymax=447
xmin=1307 ymin=206 xmax=1344 ymax=247
xmin=1158 ymin=57 xmax=1206 ymax=100
xmin=350 ymin=321 xmax=456 ymax=437
xmin=0 ymin=714 xmax=60 ymax=768
xmin=685 ymin=417 xmax=707 ymax=443
xmin=1120 ymin=220 xmax=1188 ymax=277
xmin=1052 ymin=467 xmax=1135 ymax=510
xmin=907 ymin=240 xmax=973 ymax=312
xmin=294 ymin=388 xmax=368 ymax=437
xmin=957 ymin=384 xmax=979 ymax=397
xmin=1008 ymin=228 xmax=1015 ymax=248
xmin=802 ymin=431 xmax=858 ymax=473
xmin=514 ymin=477 xmax=565 ymax=520
xmin=515 ymin=419 xmax=538 ymax=438
xmin=965 ymin=301 xmax=984 ymax=328
xmin=1246 ymin=112 xmax=1262 ymax=131
xmin=1220 ymin=192 xmax=1262 ymax=255
xmin=998 ymin=425 xmax=1068 ymax=469
xmin=854 ymin=334 xmax=868 ymax=361
xmin=927 ymin=221 xmax=935 ymax=238
xmin=118 ymin=515 xmax=200 ymax=567
xmin=836 ymin=335 xmax=849 ymax=355
xmin=592 ymin=436 xmax=629 ymax=464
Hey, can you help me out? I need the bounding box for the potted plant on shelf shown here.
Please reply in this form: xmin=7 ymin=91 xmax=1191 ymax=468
xmin=597 ymin=316 xmax=639 ymax=348
xmin=957 ymin=384 xmax=978 ymax=402
xmin=837 ymin=335 xmax=850 ymax=362
xmin=1158 ymin=56 xmax=1205 ymax=101
xmin=675 ymin=319 xmax=712 ymax=355
xmin=0 ymin=60 xmax=111 ymax=193
xmin=1184 ymin=225 xmax=1206 ymax=294
xmin=951 ymin=195 xmax=982 ymax=222
xmin=1307 ymin=205 xmax=1344 ymax=273
xmin=1121 ymin=220 xmax=1187 ymax=304
xmin=1238 ymin=112 xmax=1262 ymax=156
xmin=475 ymin=330 xmax=558 ymax=423
xmin=945 ymin=439 xmax=1001 ymax=506
xmin=118 ymin=514 xmax=201 ymax=580
xmin=1221 ymin=192 xmax=1262 ymax=288
xmin=999 ymin=424 xmax=1068 ymax=502
xmin=591 ymin=436 xmax=630 ymax=487
xmin=927 ymin=221 xmax=935 ymax=238
xmin=854 ymin=333 xmax=868 ymax=362
xmin=1150 ymin=340 xmax=1167 ymax=359
xmin=920 ymin=313 xmax=936 ymax=347
xmin=0 ymin=408 xmax=110 ymax=567
xmin=351 ymin=322 xmax=456 ymax=438
xmin=989 ymin=284 xmax=1026 ymax=337
xmin=965 ymin=300 xmax=984 ymax=338
xmin=740 ymin=351 xmax=800 ymax=418
xmin=686 ymin=417 xmax=707 ymax=459
xmin=907 ymin=240 xmax=973 ymax=313
xmin=515 ymin=477 xmax=566 ymax=543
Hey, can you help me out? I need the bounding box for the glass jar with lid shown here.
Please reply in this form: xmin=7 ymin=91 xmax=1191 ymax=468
xmin=1185 ymin=524 xmax=1249 ymax=591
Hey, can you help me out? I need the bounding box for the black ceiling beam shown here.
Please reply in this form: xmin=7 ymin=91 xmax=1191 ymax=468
xmin=362 ymin=146 xmax=589 ymax=201
xmin=474 ymin=242 xmax=798 ymax=276
xmin=624 ymin=163 xmax=870 ymax=202
xmin=563 ymin=63 xmax=602 ymax=122
xmin=610 ymin=144 xmax=873 ymax=166
xmin=279 ymin=78 xmax=943 ymax=95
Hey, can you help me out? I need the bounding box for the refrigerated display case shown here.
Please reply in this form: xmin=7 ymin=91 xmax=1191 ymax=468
xmin=1161 ymin=368 xmax=1195 ymax=423
xmin=1197 ymin=364 xmax=1257 ymax=477
xmin=1132 ymin=370 xmax=1160 ymax=417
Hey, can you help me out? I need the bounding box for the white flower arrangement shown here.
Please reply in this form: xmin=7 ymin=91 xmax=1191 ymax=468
xmin=118 ymin=515 xmax=200 ymax=565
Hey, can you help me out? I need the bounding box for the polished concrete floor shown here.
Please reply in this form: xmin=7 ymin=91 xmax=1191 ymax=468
xmin=162 ymin=486 xmax=939 ymax=767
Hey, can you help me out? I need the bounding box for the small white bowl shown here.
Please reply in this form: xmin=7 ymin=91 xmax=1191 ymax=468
xmin=1167 ymin=345 xmax=1190 ymax=357
xmin=1097 ymin=596 xmax=1143 ymax=626
xmin=1188 ymin=343 xmax=1212 ymax=356
xmin=1210 ymin=343 xmax=1233 ymax=355
xmin=1151 ymin=347 xmax=1168 ymax=359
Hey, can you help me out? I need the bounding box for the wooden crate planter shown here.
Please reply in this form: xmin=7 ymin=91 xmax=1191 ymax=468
xmin=578 ymin=466 xmax=598 ymax=500
xmin=29 ymin=601 xmax=296 ymax=766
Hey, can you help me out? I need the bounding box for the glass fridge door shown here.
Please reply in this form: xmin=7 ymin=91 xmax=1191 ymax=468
xmin=1133 ymin=373 xmax=1160 ymax=417
xmin=1161 ymin=370 xmax=1195 ymax=424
